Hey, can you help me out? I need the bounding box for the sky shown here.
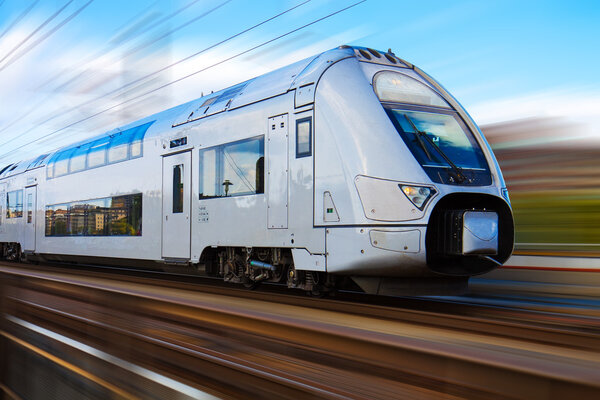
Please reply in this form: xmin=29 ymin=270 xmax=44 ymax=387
xmin=0 ymin=0 xmax=599 ymax=164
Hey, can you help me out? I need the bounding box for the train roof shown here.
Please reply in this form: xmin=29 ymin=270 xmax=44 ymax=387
xmin=0 ymin=46 xmax=409 ymax=179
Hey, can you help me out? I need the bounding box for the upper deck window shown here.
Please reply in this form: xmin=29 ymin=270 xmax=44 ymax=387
xmin=374 ymin=71 xmax=450 ymax=108
xmin=46 ymin=121 xmax=154 ymax=179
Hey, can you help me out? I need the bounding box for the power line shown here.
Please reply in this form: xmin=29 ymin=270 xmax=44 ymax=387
xmin=0 ymin=0 xmax=366 ymax=161
xmin=0 ymin=0 xmax=72 ymax=68
xmin=0 ymin=0 xmax=311 ymax=146
xmin=0 ymin=0 xmax=94 ymax=72
xmin=124 ymin=0 xmax=232 ymax=58
xmin=0 ymin=0 xmax=39 ymax=42
xmin=0 ymin=0 xmax=235 ymax=139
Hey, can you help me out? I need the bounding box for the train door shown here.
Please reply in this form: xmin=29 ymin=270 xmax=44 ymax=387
xmin=24 ymin=185 xmax=37 ymax=252
xmin=162 ymin=151 xmax=191 ymax=259
xmin=267 ymin=114 xmax=289 ymax=229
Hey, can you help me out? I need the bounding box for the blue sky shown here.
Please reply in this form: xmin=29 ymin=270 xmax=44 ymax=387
xmin=0 ymin=0 xmax=599 ymax=163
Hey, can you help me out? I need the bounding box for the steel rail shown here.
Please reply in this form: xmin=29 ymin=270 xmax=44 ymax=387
xmin=1 ymin=263 xmax=599 ymax=399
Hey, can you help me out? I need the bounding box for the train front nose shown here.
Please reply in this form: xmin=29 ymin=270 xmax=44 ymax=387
xmin=426 ymin=193 xmax=514 ymax=276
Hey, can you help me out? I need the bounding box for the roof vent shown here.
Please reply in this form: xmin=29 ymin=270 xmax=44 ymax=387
xmin=358 ymin=49 xmax=371 ymax=60
xmin=367 ymin=48 xmax=381 ymax=58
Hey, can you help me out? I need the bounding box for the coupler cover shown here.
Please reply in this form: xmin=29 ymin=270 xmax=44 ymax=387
xmin=462 ymin=211 xmax=498 ymax=255
xmin=442 ymin=210 xmax=498 ymax=255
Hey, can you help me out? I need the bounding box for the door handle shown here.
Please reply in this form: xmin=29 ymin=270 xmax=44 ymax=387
xmin=166 ymin=215 xmax=168 ymax=221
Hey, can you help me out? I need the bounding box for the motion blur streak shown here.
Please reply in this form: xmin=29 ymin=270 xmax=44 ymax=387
xmin=483 ymin=117 xmax=600 ymax=254
xmin=1 ymin=263 xmax=599 ymax=399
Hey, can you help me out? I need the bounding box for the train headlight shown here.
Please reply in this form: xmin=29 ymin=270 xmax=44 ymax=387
xmin=399 ymin=184 xmax=436 ymax=210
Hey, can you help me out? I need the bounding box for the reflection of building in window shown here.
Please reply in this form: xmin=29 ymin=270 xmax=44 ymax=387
xmin=45 ymin=193 xmax=142 ymax=237
xmin=199 ymin=136 xmax=264 ymax=199
xmin=6 ymin=190 xmax=23 ymax=218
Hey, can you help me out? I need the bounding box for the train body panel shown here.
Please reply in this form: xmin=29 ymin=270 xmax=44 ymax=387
xmin=0 ymin=46 xmax=514 ymax=295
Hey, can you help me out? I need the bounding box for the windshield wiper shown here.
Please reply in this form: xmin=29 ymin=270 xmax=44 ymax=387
xmin=403 ymin=114 xmax=468 ymax=183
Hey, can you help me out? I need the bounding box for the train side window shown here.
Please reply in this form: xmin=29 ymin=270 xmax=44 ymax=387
xmin=130 ymin=123 xmax=148 ymax=158
xmin=7 ymin=190 xmax=23 ymax=218
xmin=199 ymin=148 xmax=219 ymax=198
xmin=70 ymin=144 xmax=90 ymax=173
xmin=199 ymin=136 xmax=264 ymax=199
xmin=296 ymin=117 xmax=312 ymax=158
xmin=173 ymin=164 xmax=184 ymax=213
xmin=108 ymin=132 xmax=130 ymax=164
xmin=45 ymin=194 xmax=142 ymax=237
xmin=88 ymin=138 xmax=109 ymax=168
xmin=54 ymin=149 xmax=74 ymax=177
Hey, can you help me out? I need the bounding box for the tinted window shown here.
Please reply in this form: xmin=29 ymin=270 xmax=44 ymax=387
xmin=27 ymin=193 xmax=33 ymax=223
xmin=54 ymin=149 xmax=75 ymax=177
xmin=108 ymin=132 xmax=130 ymax=163
xmin=45 ymin=121 xmax=154 ymax=179
xmin=88 ymin=137 xmax=109 ymax=168
xmin=199 ymin=136 xmax=264 ymax=199
xmin=7 ymin=190 xmax=23 ymax=218
xmin=45 ymin=193 xmax=142 ymax=236
xmin=385 ymin=107 xmax=491 ymax=185
xmin=70 ymin=144 xmax=90 ymax=173
xmin=173 ymin=164 xmax=183 ymax=213
xmin=296 ymin=117 xmax=312 ymax=157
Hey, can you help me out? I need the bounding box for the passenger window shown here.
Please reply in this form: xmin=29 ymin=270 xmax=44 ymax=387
xmin=199 ymin=136 xmax=264 ymax=199
xmin=199 ymin=148 xmax=218 ymax=198
xmin=173 ymin=164 xmax=184 ymax=213
xmin=70 ymin=144 xmax=90 ymax=173
xmin=108 ymin=133 xmax=130 ymax=163
xmin=45 ymin=194 xmax=142 ymax=236
xmin=6 ymin=190 xmax=23 ymax=218
xmin=130 ymin=140 xmax=142 ymax=158
xmin=88 ymin=138 xmax=109 ymax=168
xmin=296 ymin=117 xmax=312 ymax=158
xmin=54 ymin=149 xmax=74 ymax=177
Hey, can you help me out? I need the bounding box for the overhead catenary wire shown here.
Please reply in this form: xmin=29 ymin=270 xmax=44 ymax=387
xmin=0 ymin=0 xmax=73 ymax=68
xmin=0 ymin=0 xmax=312 ymax=150
xmin=0 ymin=0 xmax=94 ymax=72
xmin=0 ymin=0 xmax=39 ymax=42
xmin=0 ymin=0 xmax=367 ymax=162
xmin=0 ymin=0 xmax=222 ymax=138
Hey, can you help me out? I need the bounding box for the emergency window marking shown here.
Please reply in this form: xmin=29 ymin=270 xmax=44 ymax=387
xmin=296 ymin=117 xmax=312 ymax=158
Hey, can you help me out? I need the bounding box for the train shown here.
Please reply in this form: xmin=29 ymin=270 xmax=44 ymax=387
xmin=0 ymin=46 xmax=514 ymax=296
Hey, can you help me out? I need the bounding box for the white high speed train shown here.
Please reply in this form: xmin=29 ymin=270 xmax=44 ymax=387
xmin=0 ymin=46 xmax=513 ymax=295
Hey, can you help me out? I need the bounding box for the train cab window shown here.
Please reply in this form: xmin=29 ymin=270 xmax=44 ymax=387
xmin=296 ymin=117 xmax=312 ymax=158
xmin=7 ymin=190 xmax=23 ymax=218
xmin=88 ymin=137 xmax=109 ymax=168
xmin=173 ymin=165 xmax=184 ymax=213
xmin=199 ymin=136 xmax=264 ymax=199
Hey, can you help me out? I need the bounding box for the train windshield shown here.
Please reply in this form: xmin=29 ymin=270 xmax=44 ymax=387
xmin=385 ymin=108 xmax=492 ymax=185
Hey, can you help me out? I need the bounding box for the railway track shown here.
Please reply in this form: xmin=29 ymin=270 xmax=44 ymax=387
xmin=1 ymin=262 xmax=599 ymax=399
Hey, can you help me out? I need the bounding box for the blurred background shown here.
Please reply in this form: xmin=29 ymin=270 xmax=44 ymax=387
xmin=0 ymin=0 xmax=599 ymax=256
